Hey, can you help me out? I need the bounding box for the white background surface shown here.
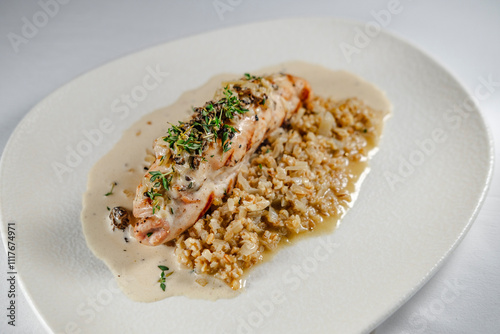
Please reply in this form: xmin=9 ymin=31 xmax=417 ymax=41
xmin=0 ymin=1 xmax=498 ymax=333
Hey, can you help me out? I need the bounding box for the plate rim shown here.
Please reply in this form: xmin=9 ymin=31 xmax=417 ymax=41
xmin=0 ymin=16 xmax=495 ymax=334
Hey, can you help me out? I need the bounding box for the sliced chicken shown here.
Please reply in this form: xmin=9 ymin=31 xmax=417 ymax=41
xmin=132 ymin=73 xmax=312 ymax=246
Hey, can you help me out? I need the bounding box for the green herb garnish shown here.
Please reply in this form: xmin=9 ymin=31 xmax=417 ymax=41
xmin=145 ymin=169 xmax=175 ymax=214
xmin=158 ymin=265 xmax=174 ymax=291
xmin=105 ymin=182 xmax=117 ymax=196
xmin=146 ymin=189 xmax=162 ymax=200
xmin=244 ymin=73 xmax=261 ymax=80
xmin=144 ymin=85 xmax=254 ymax=207
xmin=149 ymin=170 xmax=174 ymax=191
xmin=163 ymin=86 xmax=247 ymax=158
xmin=145 ymin=188 xmax=162 ymax=214
xmin=221 ymin=124 xmax=238 ymax=153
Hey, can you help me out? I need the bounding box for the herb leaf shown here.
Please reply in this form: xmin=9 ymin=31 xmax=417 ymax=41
xmin=244 ymin=73 xmax=261 ymax=81
xmin=157 ymin=265 xmax=173 ymax=291
xmin=149 ymin=170 xmax=174 ymax=191
xmin=162 ymin=86 xmax=248 ymax=159
xmin=145 ymin=169 xmax=175 ymax=215
xmin=105 ymin=182 xmax=117 ymax=196
xmin=146 ymin=83 xmax=255 ymax=207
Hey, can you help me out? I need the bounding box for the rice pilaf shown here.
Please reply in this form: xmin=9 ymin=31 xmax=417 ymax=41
xmin=174 ymin=96 xmax=384 ymax=289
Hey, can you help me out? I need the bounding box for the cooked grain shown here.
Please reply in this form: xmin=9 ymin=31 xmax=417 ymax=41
xmin=174 ymin=96 xmax=383 ymax=289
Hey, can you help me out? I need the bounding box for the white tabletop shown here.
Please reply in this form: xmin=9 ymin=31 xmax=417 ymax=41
xmin=1 ymin=1 xmax=499 ymax=333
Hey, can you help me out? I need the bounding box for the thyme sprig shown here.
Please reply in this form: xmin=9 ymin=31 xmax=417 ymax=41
xmin=163 ymin=86 xmax=248 ymax=157
xmin=158 ymin=265 xmax=174 ymax=291
xmin=145 ymin=188 xmax=162 ymax=214
xmin=149 ymin=169 xmax=174 ymax=191
xmin=145 ymin=169 xmax=174 ymax=214
xmin=104 ymin=182 xmax=117 ymax=196
xmin=164 ymin=123 xmax=203 ymax=155
xmin=145 ymin=84 xmax=253 ymax=209
xmin=244 ymin=73 xmax=261 ymax=81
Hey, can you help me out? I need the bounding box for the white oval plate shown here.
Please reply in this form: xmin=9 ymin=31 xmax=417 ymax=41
xmin=0 ymin=18 xmax=493 ymax=334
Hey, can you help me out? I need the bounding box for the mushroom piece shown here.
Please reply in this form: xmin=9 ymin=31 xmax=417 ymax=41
xmin=109 ymin=206 xmax=130 ymax=230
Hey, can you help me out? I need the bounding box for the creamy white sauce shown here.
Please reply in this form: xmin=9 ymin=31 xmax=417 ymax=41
xmin=81 ymin=61 xmax=391 ymax=302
